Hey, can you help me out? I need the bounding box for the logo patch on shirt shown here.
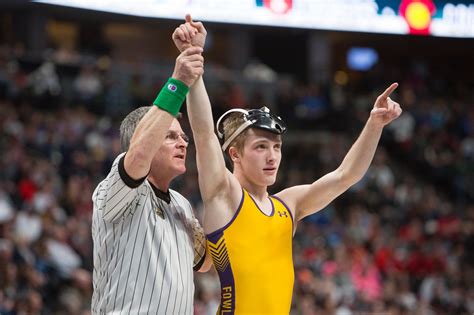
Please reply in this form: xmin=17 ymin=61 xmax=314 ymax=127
xmin=155 ymin=207 xmax=164 ymax=218
xmin=278 ymin=211 xmax=288 ymax=218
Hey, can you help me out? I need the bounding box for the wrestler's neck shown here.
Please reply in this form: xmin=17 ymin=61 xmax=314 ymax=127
xmin=234 ymin=170 xmax=268 ymax=201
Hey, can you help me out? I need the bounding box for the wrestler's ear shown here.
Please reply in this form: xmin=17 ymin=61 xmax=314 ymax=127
xmin=228 ymin=146 xmax=241 ymax=164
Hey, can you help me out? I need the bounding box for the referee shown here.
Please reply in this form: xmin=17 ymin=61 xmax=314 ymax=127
xmin=91 ymin=46 xmax=211 ymax=314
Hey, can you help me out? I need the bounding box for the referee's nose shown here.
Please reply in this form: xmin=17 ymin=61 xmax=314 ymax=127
xmin=176 ymin=135 xmax=188 ymax=148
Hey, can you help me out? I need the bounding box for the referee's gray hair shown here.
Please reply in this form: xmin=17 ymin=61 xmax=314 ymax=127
xmin=120 ymin=106 xmax=151 ymax=151
xmin=119 ymin=106 xmax=183 ymax=151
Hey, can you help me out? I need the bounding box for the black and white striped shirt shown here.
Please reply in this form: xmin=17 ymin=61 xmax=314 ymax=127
xmin=91 ymin=153 xmax=205 ymax=314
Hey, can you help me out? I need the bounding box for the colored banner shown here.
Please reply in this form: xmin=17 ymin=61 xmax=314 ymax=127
xmin=33 ymin=0 xmax=474 ymax=37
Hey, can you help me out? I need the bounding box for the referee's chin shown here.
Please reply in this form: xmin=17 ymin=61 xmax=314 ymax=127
xmin=169 ymin=155 xmax=187 ymax=176
xmin=173 ymin=163 xmax=186 ymax=176
xmin=177 ymin=165 xmax=186 ymax=175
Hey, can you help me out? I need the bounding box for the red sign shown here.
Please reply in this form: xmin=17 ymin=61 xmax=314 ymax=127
xmin=263 ymin=0 xmax=293 ymax=14
xmin=400 ymin=0 xmax=436 ymax=35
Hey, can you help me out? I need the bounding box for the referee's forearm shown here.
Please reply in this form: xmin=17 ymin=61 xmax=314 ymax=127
xmin=125 ymin=107 xmax=175 ymax=179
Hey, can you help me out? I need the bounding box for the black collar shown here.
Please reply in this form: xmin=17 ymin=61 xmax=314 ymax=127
xmin=149 ymin=182 xmax=171 ymax=204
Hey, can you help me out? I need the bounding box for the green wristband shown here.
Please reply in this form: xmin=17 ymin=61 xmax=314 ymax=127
xmin=153 ymin=78 xmax=189 ymax=117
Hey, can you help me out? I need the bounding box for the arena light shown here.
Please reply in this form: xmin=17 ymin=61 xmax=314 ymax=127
xmin=33 ymin=0 xmax=474 ymax=38
xmin=347 ymin=47 xmax=379 ymax=71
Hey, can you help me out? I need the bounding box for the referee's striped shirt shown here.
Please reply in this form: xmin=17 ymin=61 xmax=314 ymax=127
xmin=91 ymin=153 xmax=204 ymax=314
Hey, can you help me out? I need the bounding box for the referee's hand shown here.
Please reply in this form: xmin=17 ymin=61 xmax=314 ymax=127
xmin=171 ymin=46 xmax=204 ymax=87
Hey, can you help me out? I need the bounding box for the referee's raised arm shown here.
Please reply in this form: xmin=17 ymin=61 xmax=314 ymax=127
xmin=124 ymin=46 xmax=204 ymax=180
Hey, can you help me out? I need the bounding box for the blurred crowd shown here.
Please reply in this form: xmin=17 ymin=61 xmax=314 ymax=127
xmin=0 ymin=45 xmax=472 ymax=315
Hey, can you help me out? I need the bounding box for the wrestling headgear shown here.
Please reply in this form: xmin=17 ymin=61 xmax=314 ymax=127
xmin=216 ymin=107 xmax=287 ymax=151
